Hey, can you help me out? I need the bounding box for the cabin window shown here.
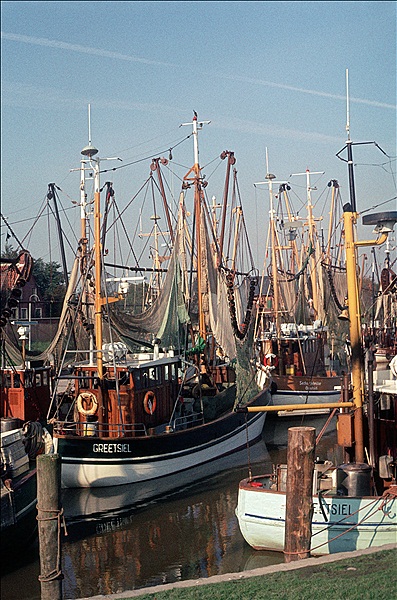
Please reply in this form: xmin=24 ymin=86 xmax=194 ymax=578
xmin=118 ymin=371 xmax=130 ymax=386
xmin=165 ymin=363 xmax=177 ymax=382
xmin=79 ymin=371 xmax=91 ymax=389
xmin=104 ymin=371 xmax=130 ymax=390
xmin=171 ymin=363 xmax=177 ymax=380
xmin=133 ymin=370 xmax=141 ymax=390
xmin=42 ymin=371 xmax=48 ymax=387
xmin=149 ymin=367 xmax=161 ymax=386
xmin=13 ymin=373 xmax=21 ymax=388
xmin=133 ymin=369 xmax=149 ymax=390
xmin=35 ymin=372 xmax=42 ymax=386
xmin=24 ymin=371 xmax=34 ymax=388
xmin=142 ymin=369 xmax=149 ymax=388
xmin=20 ymin=308 xmax=28 ymax=319
xmin=4 ymin=373 xmax=12 ymax=388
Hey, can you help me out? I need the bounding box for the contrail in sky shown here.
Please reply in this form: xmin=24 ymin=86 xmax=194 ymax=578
xmin=1 ymin=31 xmax=396 ymax=110
xmin=1 ymin=32 xmax=175 ymax=67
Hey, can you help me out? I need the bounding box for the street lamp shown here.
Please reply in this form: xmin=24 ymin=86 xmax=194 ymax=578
xmin=17 ymin=326 xmax=29 ymax=369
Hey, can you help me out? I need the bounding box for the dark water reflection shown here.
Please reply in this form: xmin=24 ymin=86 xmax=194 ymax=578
xmin=1 ymin=432 xmax=339 ymax=600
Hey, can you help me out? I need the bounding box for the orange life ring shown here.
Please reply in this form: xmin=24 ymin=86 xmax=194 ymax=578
xmin=76 ymin=392 xmax=98 ymax=417
xmin=263 ymin=353 xmax=279 ymax=368
xmin=143 ymin=391 xmax=157 ymax=415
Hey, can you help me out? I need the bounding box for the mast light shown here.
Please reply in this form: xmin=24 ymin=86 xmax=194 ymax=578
xmin=81 ymin=144 xmax=99 ymax=158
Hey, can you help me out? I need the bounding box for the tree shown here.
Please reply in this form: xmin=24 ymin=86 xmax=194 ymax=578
xmin=1 ymin=242 xmax=19 ymax=260
xmin=32 ymin=258 xmax=66 ymax=314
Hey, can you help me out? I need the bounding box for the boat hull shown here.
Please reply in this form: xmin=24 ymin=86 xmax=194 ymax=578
xmin=266 ymin=376 xmax=341 ymax=445
xmin=272 ymin=374 xmax=341 ymax=398
xmin=1 ymin=469 xmax=38 ymax=559
xmin=236 ymin=477 xmax=397 ymax=555
xmin=55 ymin=395 xmax=267 ymax=488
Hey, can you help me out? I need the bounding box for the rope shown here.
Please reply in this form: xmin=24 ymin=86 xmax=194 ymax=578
xmin=244 ymin=412 xmax=252 ymax=481
xmin=310 ymin=492 xmax=395 ymax=553
xmin=36 ymin=506 xmax=67 ymax=582
xmin=315 ymin=405 xmax=339 ymax=444
xmin=324 ymin=262 xmax=346 ymax=311
xmin=225 ymin=273 xmax=256 ymax=340
xmin=22 ymin=421 xmax=44 ymax=459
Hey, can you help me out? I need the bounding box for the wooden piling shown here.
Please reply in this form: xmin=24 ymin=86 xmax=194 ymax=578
xmin=284 ymin=426 xmax=316 ymax=562
xmin=37 ymin=453 xmax=63 ymax=600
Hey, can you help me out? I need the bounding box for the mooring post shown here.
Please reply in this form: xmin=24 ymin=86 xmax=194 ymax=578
xmin=37 ymin=453 xmax=63 ymax=600
xmin=284 ymin=426 xmax=316 ymax=562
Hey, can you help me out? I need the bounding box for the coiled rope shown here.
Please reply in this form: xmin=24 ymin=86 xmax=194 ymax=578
xmin=22 ymin=421 xmax=45 ymax=459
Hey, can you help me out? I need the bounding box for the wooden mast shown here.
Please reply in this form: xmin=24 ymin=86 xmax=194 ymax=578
xmin=80 ymin=121 xmax=102 ymax=378
xmin=255 ymin=149 xmax=287 ymax=369
xmin=181 ymin=113 xmax=210 ymax=341
xmin=290 ymin=168 xmax=324 ymax=321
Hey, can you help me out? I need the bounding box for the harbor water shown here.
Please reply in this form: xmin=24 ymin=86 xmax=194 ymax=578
xmin=1 ymin=429 xmax=340 ymax=600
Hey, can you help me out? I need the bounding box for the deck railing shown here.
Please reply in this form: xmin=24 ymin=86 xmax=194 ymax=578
xmin=52 ymin=411 xmax=205 ymax=437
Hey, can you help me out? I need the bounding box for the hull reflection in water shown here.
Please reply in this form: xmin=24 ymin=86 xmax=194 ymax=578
xmin=61 ymin=440 xmax=283 ymax=599
xmin=1 ymin=434 xmax=340 ymax=600
xmin=62 ymin=441 xmax=269 ymax=522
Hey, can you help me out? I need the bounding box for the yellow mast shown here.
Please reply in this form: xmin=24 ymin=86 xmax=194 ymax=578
xmin=343 ymin=206 xmax=390 ymax=463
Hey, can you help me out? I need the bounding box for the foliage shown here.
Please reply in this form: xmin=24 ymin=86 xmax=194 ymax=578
xmin=1 ymin=244 xmax=66 ymax=316
xmin=1 ymin=242 xmax=19 ymax=259
xmin=32 ymin=257 xmax=65 ymax=302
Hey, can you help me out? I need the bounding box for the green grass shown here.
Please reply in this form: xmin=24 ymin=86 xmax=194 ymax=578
xmin=126 ymin=549 xmax=397 ymax=600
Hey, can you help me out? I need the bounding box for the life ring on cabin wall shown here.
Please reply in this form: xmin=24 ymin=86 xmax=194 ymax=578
xmin=143 ymin=391 xmax=157 ymax=415
xmin=76 ymin=392 xmax=98 ymax=417
xmin=263 ymin=353 xmax=279 ymax=368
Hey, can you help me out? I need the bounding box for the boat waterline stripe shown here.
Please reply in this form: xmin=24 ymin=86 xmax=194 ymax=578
xmin=243 ymin=513 xmax=395 ymax=529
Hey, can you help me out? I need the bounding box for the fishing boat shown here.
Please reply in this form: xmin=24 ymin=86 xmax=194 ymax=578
xmin=372 ymin=262 xmax=396 ymax=369
xmin=236 ymin=74 xmax=397 ymax=555
xmin=236 ymin=355 xmax=397 ymax=555
xmin=1 ymin=417 xmax=53 ymax=559
xmin=0 ymin=249 xmax=55 ymax=558
xmin=49 ymin=113 xmax=270 ymax=488
xmin=254 ymin=154 xmax=347 ymax=445
xmin=1 ymin=249 xmax=54 ymax=423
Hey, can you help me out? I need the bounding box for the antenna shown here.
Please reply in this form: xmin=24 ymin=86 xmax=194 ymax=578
xmin=265 ymin=147 xmax=270 ymax=176
xmin=346 ymin=69 xmax=350 ymax=141
xmin=81 ymin=103 xmax=98 ymax=158
xmin=345 ymin=68 xmax=356 ymax=211
xmin=88 ymin=103 xmax=92 ymax=145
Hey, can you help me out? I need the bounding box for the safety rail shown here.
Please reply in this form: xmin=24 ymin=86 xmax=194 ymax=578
xmin=52 ymin=412 xmax=205 ymax=437
xmin=172 ymin=411 xmax=204 ymax=431
xmin=52 ymin=420 xmax=148 ymax=437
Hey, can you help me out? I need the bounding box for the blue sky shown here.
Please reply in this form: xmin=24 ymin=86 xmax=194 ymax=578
xmin=1 ymin=1 xmax=396 ymax=272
